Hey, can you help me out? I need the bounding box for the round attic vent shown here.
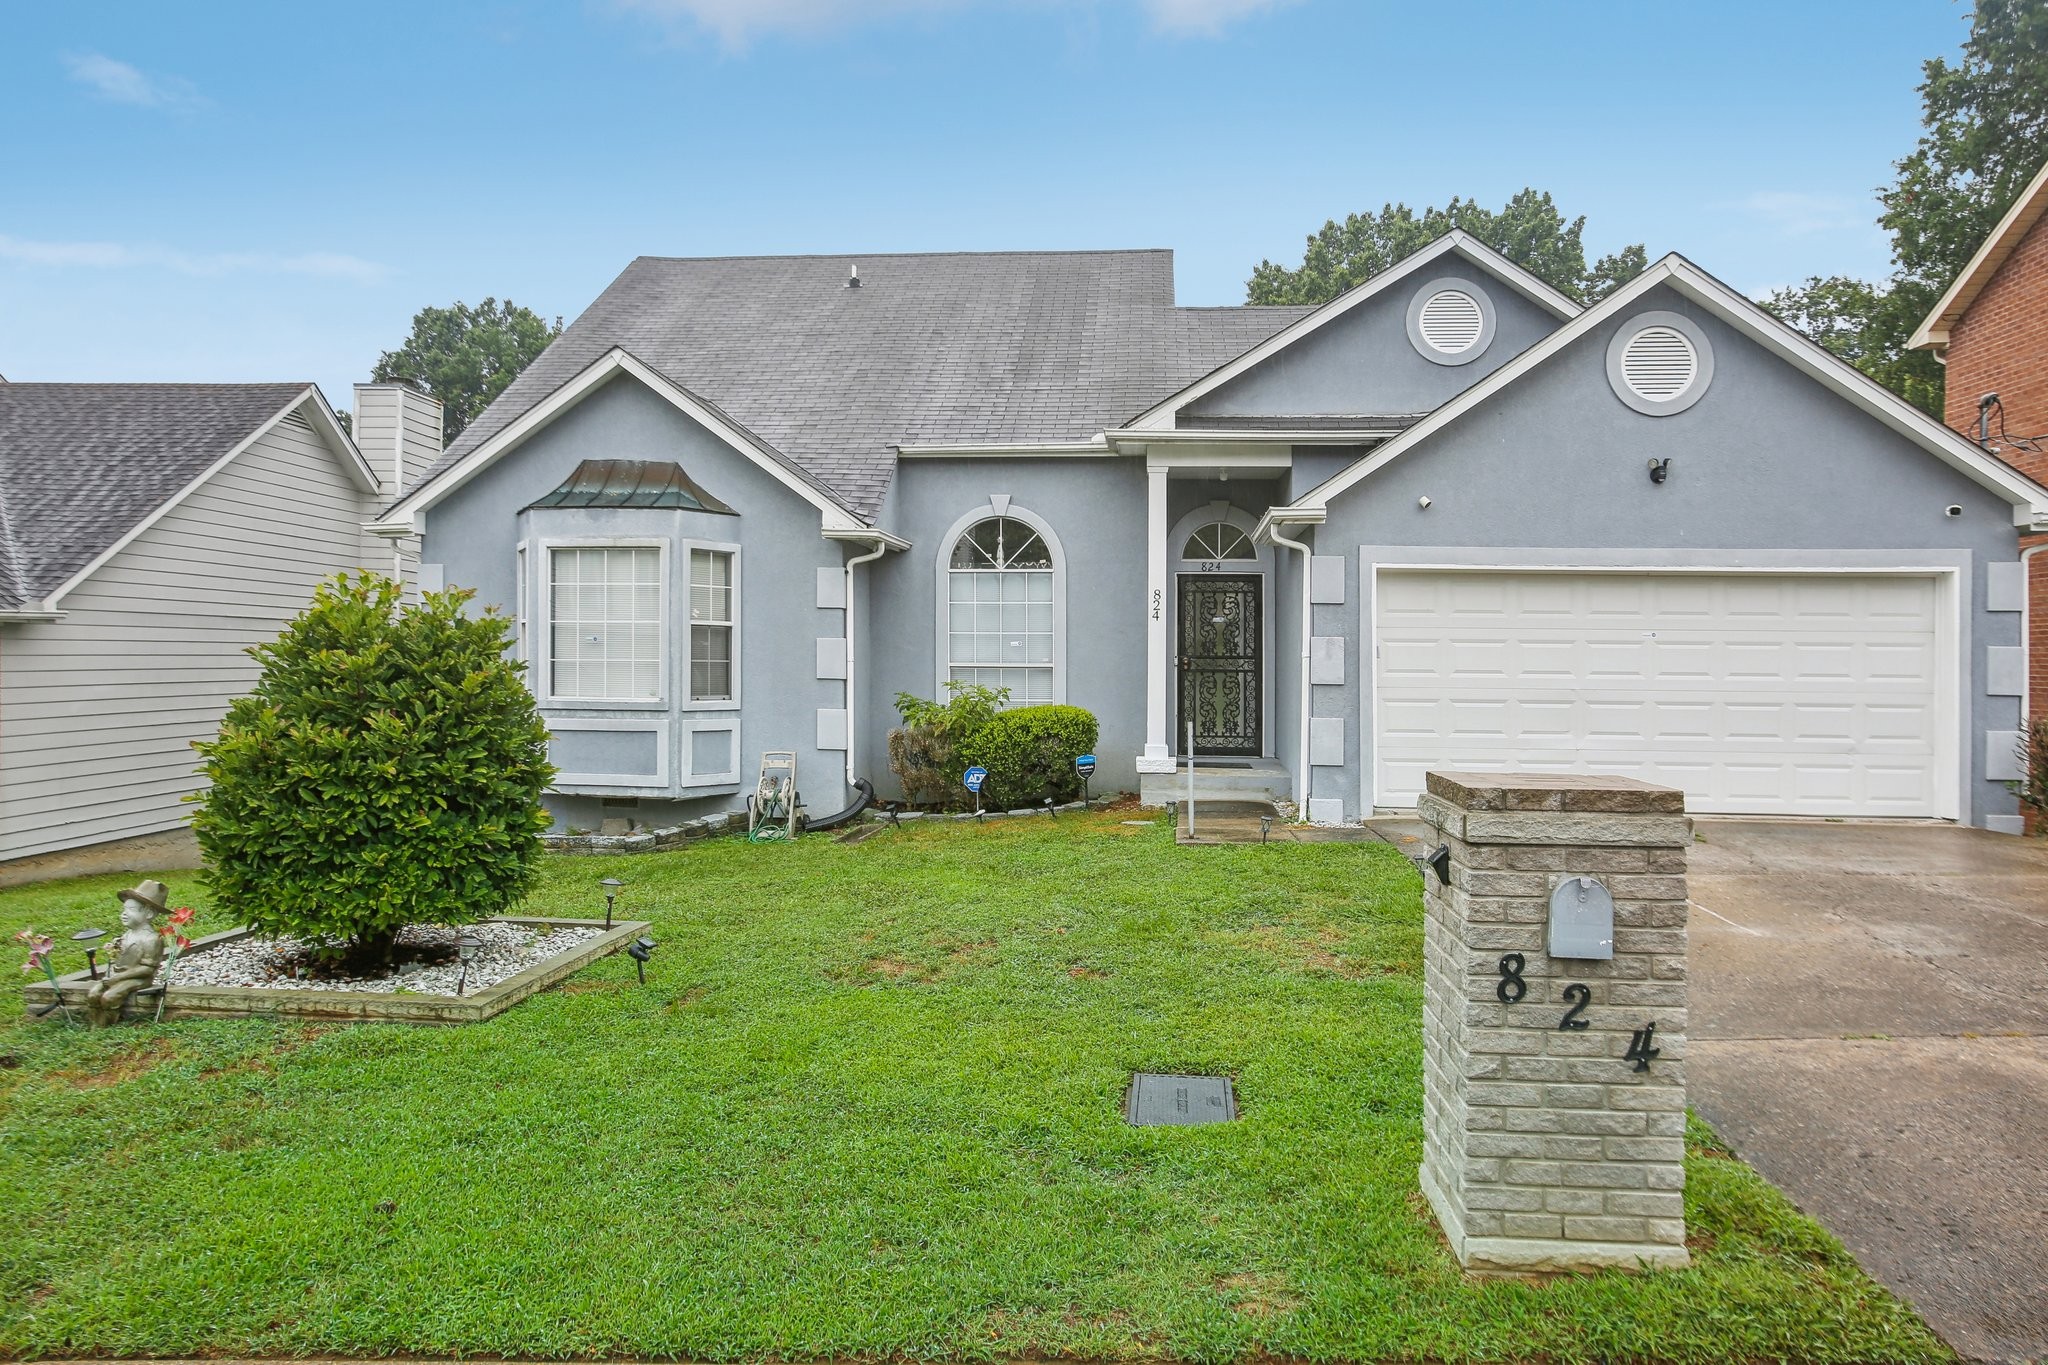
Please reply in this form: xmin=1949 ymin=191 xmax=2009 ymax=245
xmin=1621 ymin=327 xmax=1696 ymax=400
xmin=1406 ymin=277 xmax=1495 ymax=366
xmin=1605 ymin=311 xmax=1714 ymax=415
xmin=1417 ymin=289 xmax=1485 ymax=354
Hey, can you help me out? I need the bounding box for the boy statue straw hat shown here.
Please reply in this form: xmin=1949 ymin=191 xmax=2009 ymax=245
xmin=85 ymin=880 xmax=169 ymax=1027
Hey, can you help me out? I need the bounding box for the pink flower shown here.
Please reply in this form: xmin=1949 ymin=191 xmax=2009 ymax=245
xmin=16 ymin=929 xmax=54 ymax=976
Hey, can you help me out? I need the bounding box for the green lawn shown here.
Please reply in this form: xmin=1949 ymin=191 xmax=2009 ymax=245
xmin=0 ymin=813 xmax=1943 ymax=1363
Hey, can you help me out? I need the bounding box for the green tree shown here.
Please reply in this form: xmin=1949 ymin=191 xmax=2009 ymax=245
xmin=373 ymin=298 xmax=563 ymax=445
xmin=191 ymin=574 xmax=555 ymax=965
xmin=1247 ymin=188 xmax=1646 ymax=307
xmin=1767 ymin=0 xmax=2048 ymax=416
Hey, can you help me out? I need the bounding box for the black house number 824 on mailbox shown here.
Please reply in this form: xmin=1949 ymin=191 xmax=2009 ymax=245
xmin=1493 ymin=875 xmax=1662 ymax=1072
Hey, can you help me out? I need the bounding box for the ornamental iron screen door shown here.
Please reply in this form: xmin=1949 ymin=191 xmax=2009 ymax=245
xmin=1176 ymin=574 xmax=1261 ymax=757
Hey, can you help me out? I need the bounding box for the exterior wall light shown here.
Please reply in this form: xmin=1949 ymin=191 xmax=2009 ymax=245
xmin=600 ymin=877 xmax=625 ymax=929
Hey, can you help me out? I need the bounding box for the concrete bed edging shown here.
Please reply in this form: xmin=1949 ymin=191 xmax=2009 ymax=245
xmin=21 ymin=916 xmax=653 ymax=1025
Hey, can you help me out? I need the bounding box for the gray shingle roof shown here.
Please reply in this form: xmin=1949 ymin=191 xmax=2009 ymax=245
xmin=0 ymin=382 xmax=308 ymax=609
xmin=424 ymin=251 xmax=1312 ymax=521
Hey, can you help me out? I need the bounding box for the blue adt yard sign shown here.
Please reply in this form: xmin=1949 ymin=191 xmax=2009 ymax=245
xmin=963 ymin=766 xmax=988 ymax=794
xmin=1075 ymin=754 xmax=1097 ymax=777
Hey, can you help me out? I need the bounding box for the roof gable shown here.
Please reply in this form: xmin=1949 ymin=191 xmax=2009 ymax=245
xmin=1910 ymin=158 xmax=2048 ymax=352
xmin=0 ymin=383 xmax=373 ymax=612
xmin=382 ymin=348 xmax=870 ymax=533
xmin=1120 ymin=231 xmax=1582 ymax=433
xmin=1268 ymin=254 xmax=2048 ymax=530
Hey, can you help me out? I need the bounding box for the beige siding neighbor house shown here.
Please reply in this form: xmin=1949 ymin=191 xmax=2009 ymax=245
xmin=0 ymin=381 xmax=442 ymax=881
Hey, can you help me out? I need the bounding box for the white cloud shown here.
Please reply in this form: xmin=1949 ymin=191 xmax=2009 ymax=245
xmin=1736 ymin=191 xmax=1874 ymax=238
xmin=612 ymin=0 xmax=1291 ymax=47
xmin=612 ymin=0 xmax=957 ymax=47
xmin=1140 ymin=0 xmax=1295 ymax=36
xmin=0 ymin=235 xmax=387 ymax=283
xmin=61 ymin=52 xmax=206 ymax=109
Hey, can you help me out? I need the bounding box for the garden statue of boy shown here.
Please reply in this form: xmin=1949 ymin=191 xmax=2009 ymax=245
xmin=85 ymin=880 xmax=168 ymax=1028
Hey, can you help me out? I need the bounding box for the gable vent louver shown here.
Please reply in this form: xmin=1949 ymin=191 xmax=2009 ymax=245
xmin=1417 ymin=289 xmax=1485 ymax=354
xmin=1620 ymin=326 xmax=1699 ymax=402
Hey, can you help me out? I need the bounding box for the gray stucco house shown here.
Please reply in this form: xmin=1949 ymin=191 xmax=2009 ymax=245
xmin=374 ymin=232 xmax=2048 ymax=834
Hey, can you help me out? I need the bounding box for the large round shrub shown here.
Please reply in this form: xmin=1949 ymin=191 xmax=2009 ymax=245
xmin=960 ymin=704 xmax=1099 ymax=809
xmin=192 ymin=573 xmax=555 ymax=962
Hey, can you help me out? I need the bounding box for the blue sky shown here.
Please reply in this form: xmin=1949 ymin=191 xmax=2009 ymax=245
xmin=1 ymin=0 xmax=1969 ymax=409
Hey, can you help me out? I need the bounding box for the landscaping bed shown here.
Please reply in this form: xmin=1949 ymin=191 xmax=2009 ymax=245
xmin=21 ymin=917 xmax=647 ymax=1024
xmin=0 ymin=813 xmax=1945 ymax=1363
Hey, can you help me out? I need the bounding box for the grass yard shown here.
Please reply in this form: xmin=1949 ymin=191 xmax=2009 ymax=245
xmin=0 ymin=811 xmax=1944 ymax=1363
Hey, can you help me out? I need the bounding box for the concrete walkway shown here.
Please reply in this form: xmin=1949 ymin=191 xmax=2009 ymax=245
xmin=1686 ymin=820 xmax=2048 ymax=1365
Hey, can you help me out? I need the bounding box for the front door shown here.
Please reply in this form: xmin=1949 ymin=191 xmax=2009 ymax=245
xmin=1176 ymin=574 xmax=1261 ymax=757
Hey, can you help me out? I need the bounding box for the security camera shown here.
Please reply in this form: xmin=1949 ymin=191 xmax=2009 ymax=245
xmin=1945 ymin=504 xmax=1964 ymax=518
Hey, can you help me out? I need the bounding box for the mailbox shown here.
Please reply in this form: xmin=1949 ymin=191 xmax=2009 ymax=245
xmin=1548 ymin=876 xmax=1615 ymax=960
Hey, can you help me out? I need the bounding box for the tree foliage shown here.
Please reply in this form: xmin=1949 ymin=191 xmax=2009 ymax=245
xmin=372 ymin=298 xmax=563 ymax=445
xmin=1247 ymin=189 xmax=1647 ymax=307
xmin=1766 ymin=0 xmax=2048 ymax=416
xmin=192 ymin=574 xmax=555 ymax=963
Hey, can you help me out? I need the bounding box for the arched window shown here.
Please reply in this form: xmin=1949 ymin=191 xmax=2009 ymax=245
xmin=1181 ymin=520 xmax=1257 ymax=563
xmin=946 ymin=514 xmax=1055 ymax=705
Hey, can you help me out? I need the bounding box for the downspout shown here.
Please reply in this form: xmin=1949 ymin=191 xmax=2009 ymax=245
xmin=1267 ymin=520 xmax=1314 ymax=815
xmin=842 ymin=537 xmax=890 ymax=789
xmin=2022 ymin=542 xmax=2046 ymax=728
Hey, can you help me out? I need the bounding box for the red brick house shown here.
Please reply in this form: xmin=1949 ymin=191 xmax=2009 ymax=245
xmin=1912 ymin=160 xmax=2048 ymax=754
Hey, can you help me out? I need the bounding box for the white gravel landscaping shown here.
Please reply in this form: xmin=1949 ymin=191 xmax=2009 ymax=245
xmin=168 ymin=921 xmax=605 ymax=997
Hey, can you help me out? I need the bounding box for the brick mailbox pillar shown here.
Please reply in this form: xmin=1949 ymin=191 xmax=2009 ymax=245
xmin=1417 ymin=771 xmax=1691 ymax=1273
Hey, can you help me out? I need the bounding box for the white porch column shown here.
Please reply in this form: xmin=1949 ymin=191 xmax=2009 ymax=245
xmin=1139 ymin=461 xmax=1174 ymax=771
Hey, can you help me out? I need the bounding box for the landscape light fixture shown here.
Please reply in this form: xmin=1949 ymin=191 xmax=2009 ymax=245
xmin=71 ymin=927 xmax=107 ymax=980
xmin=625 ymin=934 xmax=658 ymax=985
xmin=1259 ymin=815 xmax=1272 ymax=844
xmin=455 ymin=932 xmax=483 ymax=997
xmin=1426 ymin=843 xmax=1452 ymax=884
xmin=1045 ymin=795 xmax=1057 ymax=819
xmin=600 ymin=877 xmax=625 ymax=929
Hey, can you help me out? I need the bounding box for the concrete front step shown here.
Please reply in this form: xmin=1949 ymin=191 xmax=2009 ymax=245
xmin=1140 ymin=761 xmax=1293 ymax=807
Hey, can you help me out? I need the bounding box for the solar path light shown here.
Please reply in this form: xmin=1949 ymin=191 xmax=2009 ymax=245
xmin=455 ymin=932 xmax=482 ymax=997
xmin=625 ymin=935 xmax=658 ymax=985
xmin=600 ymin=877 xmax=624 ymax=930
xmin=71 ymin=927 xmax=107 ymax=980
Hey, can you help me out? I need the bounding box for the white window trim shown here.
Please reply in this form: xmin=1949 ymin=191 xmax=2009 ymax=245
xmin=933 ymin=501 xmax=1067 ymax=705
xmin=548 ymin=716 xmax=672 ymax=791
xmin=677 ymin=719 xmax=741 ymax=789
xmin=513 ymin=540 xmax=530 ymax=668
xmin=682 ymin=538 xmax=743 ymax=712
xmin=538 ymin=537 xmax=670 ymax=711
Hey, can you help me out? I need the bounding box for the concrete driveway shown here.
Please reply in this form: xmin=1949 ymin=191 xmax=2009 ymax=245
xmin=1688 ymin=820 xmax=2048 ymax=1365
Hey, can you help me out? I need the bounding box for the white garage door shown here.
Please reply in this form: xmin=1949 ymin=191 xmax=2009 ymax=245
xmin=1374 ymin=570 xmax=1949 ymax=817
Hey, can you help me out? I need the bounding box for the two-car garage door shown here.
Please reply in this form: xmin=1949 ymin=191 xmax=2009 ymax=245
xmin=1374 ymin=569 xmax=1950 ymax=818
